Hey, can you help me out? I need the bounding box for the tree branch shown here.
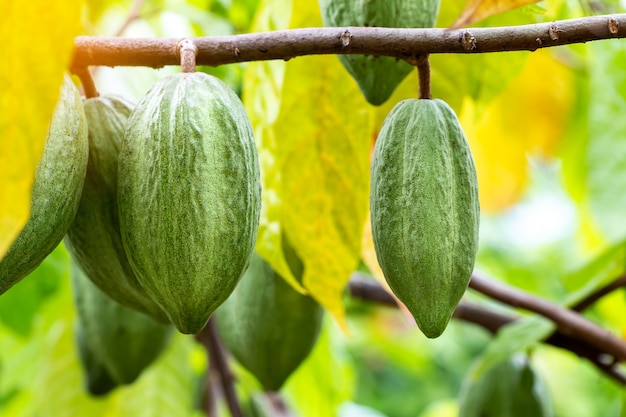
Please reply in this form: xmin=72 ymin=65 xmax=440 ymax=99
xmin=70 ymin=14 xmax=626 ymax=68
xmin=572 ymin=273 xmax=626 ymax=312
xmin=196 ymin=318 xmax=243 ymax=417
xmin=348 ymin=277 xmax=626 ymax=385
xmin=468 ymin=273 xmax=626 ymax=361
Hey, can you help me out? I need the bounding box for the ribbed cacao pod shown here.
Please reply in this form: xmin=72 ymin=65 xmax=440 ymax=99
xmin=72 ymin=264 xmax=172 ymax=392
xmin=64 ymin=95 xmax=168 ymax=323
xmin=370 ymin=98 xmax=479 ymax=338
xmin=215 ymin=249 xmax=323 ymax=391
xmin=118 ymin=72 xmax=261 ymax=334
xmin=319 ymin=0 xmax=440 ymax=105
xmin=458 ymin=355 xmax=553 ymax=417
xmin=0 ymin=75 xmax=88 ymax=295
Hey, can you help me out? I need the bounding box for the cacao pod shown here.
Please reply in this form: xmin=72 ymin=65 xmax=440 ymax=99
xmin=74 ymin=321 xmax=118 ymax=396
xmin=0 ymin=75 xmax=88 ymax=295
xmin=118 ymin=72 xmax=261 ymax=334
xmin=215 ymin=248 xmax=323 ymax=391
xmin=458 ymin=355 xmax=553 ymax=417
xmin=370 ymin=98 xmax=479 ymax=338
xmin=65 ymin=95 xmax=168 ymax=323
xmin=319 ymin=0 xmax=439 ymax=105
xmin=72 ymin=264 xmax=172 ymax=391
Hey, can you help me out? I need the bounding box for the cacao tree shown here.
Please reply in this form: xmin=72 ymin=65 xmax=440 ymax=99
xmin=1 ymin=0 xmax=626 ymax=416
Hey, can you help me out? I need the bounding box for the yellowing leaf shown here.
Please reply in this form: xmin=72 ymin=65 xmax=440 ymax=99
xmin=246 ymin=0 xmax=375 ymax=330
xmin=0 ymin=0 xmax=84 ymax=260
xmin=451 ymin=0 xmax=541 ymax=29
xmin=460 ymin=50 xmax=572 ymax=213
xmin=243 ymin=0 xmax=302 ymax=291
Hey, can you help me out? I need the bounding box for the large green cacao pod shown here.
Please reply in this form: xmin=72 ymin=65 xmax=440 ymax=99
xmin=319 ymin=0 xmax=439 ymax=105
xmin=458 ymin=355 xmax=553 ymax=417
xmin=118 ymin=72 xmax=261 ymax=334
xmin=72 ymin=264 xmax=172 ymax=392
xmin=65 ymin=96 xmax=168 ymax=323
xmin=370 ymin=99 xmax=479 ymax=338
xmin=0 ymin=75 xmax=88 ymax=294
xmin=215 ymin=250 xmax=323 ymax=391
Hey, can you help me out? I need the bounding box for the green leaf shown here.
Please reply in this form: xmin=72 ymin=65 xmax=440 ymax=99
xmin=469 ymin=316 xmax=555 ymax=380
xmin=0 ymin=244 xmax=68 ymax=336
xmin=284 ymin=320 xmax=355 ymax=417
xmin=106 ymin=334 xmax=197 ymax=417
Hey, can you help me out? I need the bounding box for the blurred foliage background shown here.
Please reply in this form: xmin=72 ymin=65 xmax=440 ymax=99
xmin=2 ymin=0 xmax=626 ymax=416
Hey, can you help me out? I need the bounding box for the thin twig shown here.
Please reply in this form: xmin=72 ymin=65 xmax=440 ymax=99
xmin=573 ymin=273 xmax=626 ymax=312
xmin=468 ymin=273 xmax=626 ymax=362
xmin=348 ymin=277 xmax=626 ymax=385
xmin=72 ymin=67 xmax=99 ymax=98
xmin=415 ymin=55 xmax=431 ymax=100
xmin=71 ymin=14 xmax=626 ymax=68
xmin=197 ymin=318 xmax=243 ymax=417
xmin=114 ymin=0 xmax=147 ymax=37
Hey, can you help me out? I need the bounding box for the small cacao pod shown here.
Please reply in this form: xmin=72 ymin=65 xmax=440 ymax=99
xmin=72 ymin=264 xmax=172 ymax=392
xmin=118 ymin=72 xmax=261 ymax=334
xmin=65 ymin=95 xmax=168 ymax=323
xmin=215 ymin=249 xmax=323 ymax=391
xmin=458 ymin=355 xmax=553 ymax=417
xmin=370 ymin=98 xmax=479 ymax=338
xmin=0 ymin=75 xmax=88 ymax=294
xmin=74 ymin=321 xmax=118 ymax=396
xmin=319 ymin=0 xmax=440 ymax=105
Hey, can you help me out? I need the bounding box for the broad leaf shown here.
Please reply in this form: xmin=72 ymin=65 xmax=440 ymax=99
xmin=451 ymin=0 xmax=542 ymax=29
xmin=0 ymin=0 xmax=83 ymax=260
xmin=468 ymin=316 xmax=555 ymax=380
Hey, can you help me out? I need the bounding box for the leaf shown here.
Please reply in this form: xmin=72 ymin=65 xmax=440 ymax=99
xmin=577 ymin=41 xmax=626 ymax=242
xmin=242 ymin=0 xmax=301 ymax=290
xmin=0 ymin=0 xmax=84 ymax=260
xmin=106 ymin=334 xmax=196 ymax=417
xmin=284 ymin=320 xmax=355 ymax=417
xmin=460 ymin=50 xmax=573 ymax=212
xmin=247 ymin=0 xmax=375 ymax=327
xmin=0 ymin=244 xmax=67 ymax=336
xmin=469 ymin=316 xmax=555 ymax=380
xmin=450 ymin=0 xmax=542 ymax=29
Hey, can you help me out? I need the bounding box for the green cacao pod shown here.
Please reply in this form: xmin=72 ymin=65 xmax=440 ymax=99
xmin=319 ymin=0 xmax=439 ymax=105
xmin=370 ymin=99 xmax=479 ymax=338
xmin=458 ymin=355 xmax=553 ymax=417
xmin=65 ymin=95 xmax=168 ymax=323
xmin=72 ymin=264 xmax=172 ymax=390
xmin=118 ymin=72 xmax=261 ymax=334
xmin=215 ymin=250 xmax=323 ymax=391
xmin=74 ymin=321 xmax=118 ymax=396
xmin=0 ymin=75 xmax=88 ymax=295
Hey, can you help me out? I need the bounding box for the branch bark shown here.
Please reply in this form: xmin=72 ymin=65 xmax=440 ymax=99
xmin=71 ymin=14 xmax=626 ymax=68
xmin=348 ymin=277 xmax=626 ymax=385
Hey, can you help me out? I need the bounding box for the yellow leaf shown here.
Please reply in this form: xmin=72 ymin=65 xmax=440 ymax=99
xmin=243 ymin=0 xmax=303 ymax=291
xmin=0 ymin=0 xmax=84 ymax=260
xmin=460 ymin=50 xmax=572 ymax=212
xmin=451 ymin=0 xmax=541 ymax=28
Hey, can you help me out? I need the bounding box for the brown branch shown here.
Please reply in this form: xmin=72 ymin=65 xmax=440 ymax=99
xmin=196 ymin=318 xmax=243 ymax=417
xmin=348 ymin=277 xmax=626 ymax=385
xmin=70 ymin=14 xmax=626 ymax=68
xmin=72 ymin=67 xmax=99 ymax=98
xmin=415 ymin=55 xmax=431 ymax=100
xmin=573 ymin=273 xmax=626 ymax=312
xmin=468 ymin=273 xmax=626 ymax=362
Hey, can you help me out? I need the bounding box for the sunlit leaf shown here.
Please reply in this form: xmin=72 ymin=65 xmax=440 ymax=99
xmin=0 ymin=244 xmax=67 ymax=336
xmin=469 ymin=316 xmax=555 ymax=380
xmin=451 ymin=0 xmax=541 ymax=29
xmin=0 ymin=0 xmax=84 ymax=260
xmin=284 ymin=319 xmax=355 ymax=417
xmin=242 ymin=0 xmax=301 ymax=290
xmin=460 ymin=50 xmax=572 ymax=213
